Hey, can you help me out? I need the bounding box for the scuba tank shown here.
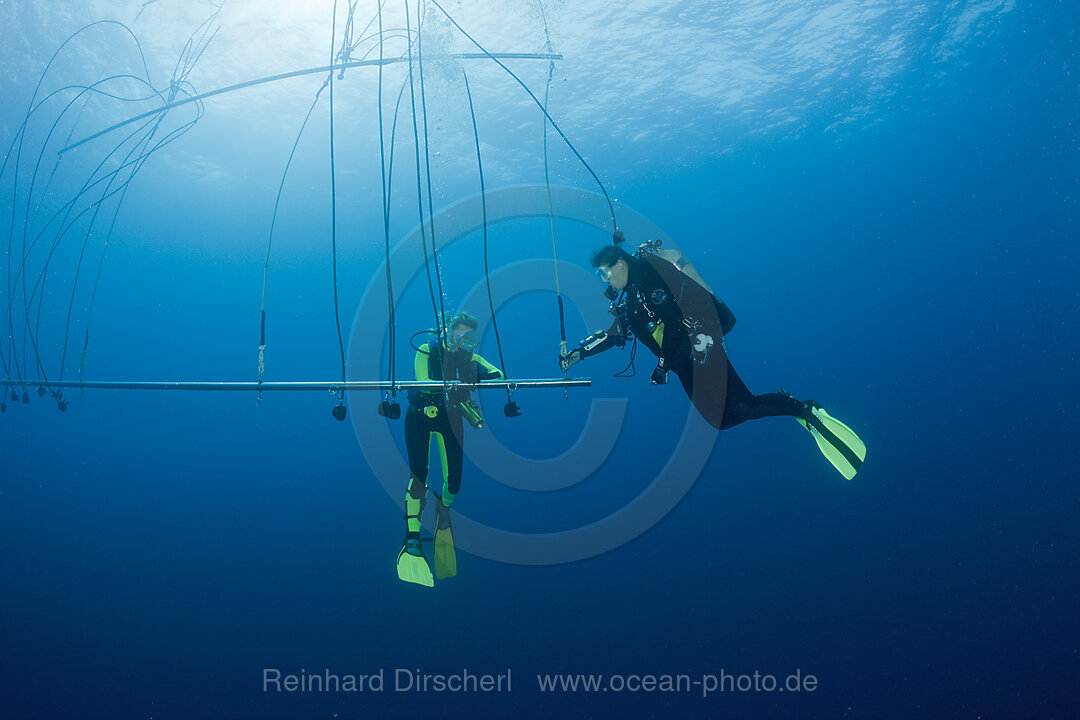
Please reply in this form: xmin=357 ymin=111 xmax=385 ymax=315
xmin=636 ymin=239 xmax=714 ymax=294
xmin=635 ymin=239 xmax=736 ymax=337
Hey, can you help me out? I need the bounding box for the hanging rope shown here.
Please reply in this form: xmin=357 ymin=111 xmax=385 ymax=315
xmin=74 ymin=116 xmax=179 ymax=385
xmin=257 ymin=76 xmax=329 ymax=397
xmin=5 ymin=16 xmax=209 ymax=405
xmin=2 ymin=7 xmax=586 ymax=416
xmin=542 ymin=54 xmax=569 ymax=388
xmin=41 ymin=21 xmax=179 ymax=378
xmin=427 ymin=0 xmax=619 ymax=237
xmin=377 ymin=2 xmax=395 ymax=389
xmin=462 ymin=70 xmax=513 ymax=413
xmin=377 ymin=67 xmax=416 ymax=420
xmin=376 ymin=1 xmax=400 ymax=414
xmin=4 ymin=21 xmax=160 ymax=391
xmin=70 ymin=9 xmax=221 ymax=389
xmin=415 ymin=0 xmax=448 ymax=334
xmin=63 ymin=96 xmax=196 ymax=383
xmin=536 ymin=1 xmax=569 ymax=396
xmin=404 ymin=0 xmax=444 ymax=339
xmin=328 ymin=0 xmax=348 ymax=418
xmin=257 ymin=1 xmax=386 ymax=402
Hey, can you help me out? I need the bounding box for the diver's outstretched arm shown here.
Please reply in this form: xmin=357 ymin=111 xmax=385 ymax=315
xmin=559 ymin=319 xmax=624 ymax=370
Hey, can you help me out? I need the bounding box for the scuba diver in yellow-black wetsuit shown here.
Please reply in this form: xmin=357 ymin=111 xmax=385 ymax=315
xmin=559 ymin=235 xmax=866 ymax=480
xmin=397 ymin=311 xmax=502 ymax=587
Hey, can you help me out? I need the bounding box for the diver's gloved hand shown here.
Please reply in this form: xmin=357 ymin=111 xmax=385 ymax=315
xmin=474 ymin=362 xmax=501 ymax=381
xmin=446 ymin=384 xmax=470 ymax=405
xmin=650 ymin=358 xmax=668 ymax=385
xmin=559 ymin=348 xmax=582 ymax=371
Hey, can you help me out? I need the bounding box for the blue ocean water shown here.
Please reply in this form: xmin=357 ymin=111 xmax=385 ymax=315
xmin=1 ymin=1 xmax=1077 ymax=718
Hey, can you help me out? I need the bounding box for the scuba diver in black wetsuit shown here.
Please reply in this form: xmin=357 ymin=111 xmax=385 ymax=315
xmin=397 ymin=311 xmax=502 ymax=587
xmin=559 ymin=236 xmax=866 ymax=479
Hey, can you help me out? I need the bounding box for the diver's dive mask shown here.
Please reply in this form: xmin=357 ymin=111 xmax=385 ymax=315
xmin=450 ymin=329 xmax=479 ymax=352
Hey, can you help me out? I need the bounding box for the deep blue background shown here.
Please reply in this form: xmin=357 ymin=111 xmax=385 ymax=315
xmin=2 ymin=2 xmax=1078 ymax=719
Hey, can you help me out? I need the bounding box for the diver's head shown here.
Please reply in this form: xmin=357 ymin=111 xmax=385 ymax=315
xmin=446 ymin=311 xmax=479 ymax=352
xmin=590 ymin=243 xmax=632 ymax=291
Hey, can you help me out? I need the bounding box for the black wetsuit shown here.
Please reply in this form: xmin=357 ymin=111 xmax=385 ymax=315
xmin=581 ymin=254 xmax=806 ymax=430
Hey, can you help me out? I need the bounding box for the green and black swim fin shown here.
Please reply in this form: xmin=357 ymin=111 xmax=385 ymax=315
xmin=396 ymin=538 xmax=434 ymax=587
xmin=433 ymin=497 xmax=457 ymax=580
xmin=797 ymin=405 xmax=866 ymax=480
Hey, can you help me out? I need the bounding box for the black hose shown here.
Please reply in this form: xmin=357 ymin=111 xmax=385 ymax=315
xmin=328 ymin=0 xmax=348 ymax=396
xmin=378 ymin=2 xmax=396 ymax=393
xmin=258 ymin=75 xmax=329 ymax=381
xmin=462 ymin=70 xmax=509 ymax=397
xmin=427 ymin=0 xmax=618 ymax=236
xmin=415 ymin=0 xmax=448 ymax=331
xmin=404 ymin=0 xmax=444 ymax=337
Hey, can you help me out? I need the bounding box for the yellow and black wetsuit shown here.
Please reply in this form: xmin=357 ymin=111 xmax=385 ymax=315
xmin=403 ymin=341 xmax=501 ymax=543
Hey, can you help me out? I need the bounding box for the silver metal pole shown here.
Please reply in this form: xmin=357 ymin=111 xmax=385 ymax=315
xmin=2 ymin=378 xmax=589 ymax=392
xmin=60 ymin=53 xmax=562 ymax=154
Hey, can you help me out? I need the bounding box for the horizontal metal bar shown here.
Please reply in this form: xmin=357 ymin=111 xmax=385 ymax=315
xmin=2 ymin=378 xmax=589 ymax=392
xmin=60 ymin=52 xmax=562 ymax=154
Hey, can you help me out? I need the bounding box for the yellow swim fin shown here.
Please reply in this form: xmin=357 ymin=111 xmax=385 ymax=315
xmin=796 ymin=406 xmax=866 ymax=480
xmin=433 ymin=498 xmax=457 ymax=580
xmin=396 ymin=539 xmax=434 ymax=587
